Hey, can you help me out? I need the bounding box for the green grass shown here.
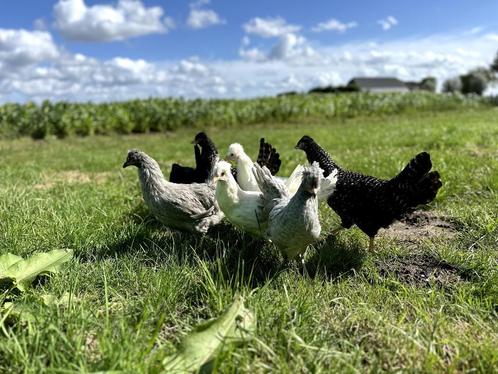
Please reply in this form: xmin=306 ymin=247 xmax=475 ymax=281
xmin=0 ymin=108 xmax=497 ymax=372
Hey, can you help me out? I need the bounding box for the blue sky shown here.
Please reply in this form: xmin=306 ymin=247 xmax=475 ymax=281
xmin=0 ymin=0 xmax=497 ymax=102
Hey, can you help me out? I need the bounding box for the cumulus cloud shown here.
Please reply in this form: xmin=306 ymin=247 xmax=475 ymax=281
xmin=53 ymin=0 xmax=174 ymax=42
xmin=0 ymin=29 xmax=59 ymax=68
xmin=186 ymin=0 xmax=225 ymax=29
xmin=378 ymin=16 xmax=398 ymax=31
xmin=243 ymin=17 xmax=301 ymax=38
xmin=312 ymin=19 xmax=358 ymax=33
xmin=1 ymin=27 xmax=497 ymax=102
xmin=239 ymin=33 xmax=315 ymax=62
xmin=187 ymin=9 xmax=225 ymax=29
xmin=240 ymin=16 xmax=311 ymax=61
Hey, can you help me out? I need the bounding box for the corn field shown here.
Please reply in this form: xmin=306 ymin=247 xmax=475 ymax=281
xmin=0 ymin=92 xmax=492 ymax=139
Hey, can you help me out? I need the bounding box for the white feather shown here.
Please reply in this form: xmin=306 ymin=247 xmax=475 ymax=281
xmin=213 ymin=161 xmax=267 ymax=236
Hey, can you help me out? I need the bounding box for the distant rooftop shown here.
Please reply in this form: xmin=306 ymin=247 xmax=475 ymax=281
xmin=349 ymin=77 xmax=408 ymax=89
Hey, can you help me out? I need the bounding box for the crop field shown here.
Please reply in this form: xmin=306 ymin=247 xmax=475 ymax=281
xmin=0 ymin=102 xmax=497 ymax=372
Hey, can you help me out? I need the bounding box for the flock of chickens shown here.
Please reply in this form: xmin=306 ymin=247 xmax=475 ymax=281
xmin=123 ymin=132 xmax=442 ymax=259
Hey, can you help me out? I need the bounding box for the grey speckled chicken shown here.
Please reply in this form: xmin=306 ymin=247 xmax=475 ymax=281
xmin=123 ymin=149 xmax=224 ymax=233
xmin=253 ymin=162 xmax=337 ymax=259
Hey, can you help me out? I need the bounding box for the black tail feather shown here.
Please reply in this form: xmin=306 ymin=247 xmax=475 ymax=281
xmin=416 ymin=171 xmax=442 ymax=204
xmin=390 ymin=152 xmax=442 ymax=208
xmin=169 ymin=163 xmax=196 ymax=183
xmin=392 ymin=152 xmax=432 ymax=185
xmin=256 ymin=138 xmax=282 ymax=175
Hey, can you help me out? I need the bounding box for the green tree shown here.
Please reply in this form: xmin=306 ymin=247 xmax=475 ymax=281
xmin=419 ymin=77 xmax=437 ymax=92
xmin=460 ymin=68 xmax=492 ymax=96
xmin=491 ymin=50 xmax=498 ymax=73
xmin=442 ymin=77 xmax=462 ymax=93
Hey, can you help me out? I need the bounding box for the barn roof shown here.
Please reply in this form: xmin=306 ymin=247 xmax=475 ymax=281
xmin=349 ymin=77 xmax=407 ymax=89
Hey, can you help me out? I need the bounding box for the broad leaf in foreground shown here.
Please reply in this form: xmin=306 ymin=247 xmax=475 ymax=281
xmin=163 ymin=295 xmax=255 ymax=372
xmin=0 ymin=249 xmax=73 ymax=291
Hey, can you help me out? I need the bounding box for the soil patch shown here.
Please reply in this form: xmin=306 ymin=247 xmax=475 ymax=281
xmin=381 ymin=211 xmax=459 ymax=247
xmin=376 ymin=253 xmax=468 ymax=288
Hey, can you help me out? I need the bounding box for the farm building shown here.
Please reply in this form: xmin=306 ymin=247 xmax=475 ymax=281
xmin=348 ymin=77 xmax=409 ymax=93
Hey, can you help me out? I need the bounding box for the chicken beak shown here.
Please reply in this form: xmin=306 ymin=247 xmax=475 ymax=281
xmin=212 ymin=176 xmax=219 ymax=183
xmin=122 ymin=161 xmax=130 ymax=168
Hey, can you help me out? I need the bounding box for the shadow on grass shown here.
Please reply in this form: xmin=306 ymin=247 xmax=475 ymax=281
xmin=305 ymin=234 xmax=367 ymax=280
xmin=81 ymin=205 xmax=285 ymax=287
xmin=82 ymin=204 xmax=366 ymax=287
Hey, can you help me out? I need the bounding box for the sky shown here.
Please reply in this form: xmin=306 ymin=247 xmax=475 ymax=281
xmin=0 ymin=0 xmax=497 ymax=103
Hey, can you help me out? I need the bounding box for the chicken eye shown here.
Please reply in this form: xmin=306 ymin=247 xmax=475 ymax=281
xmin=221 ymin=171 xmax=226 ymax=176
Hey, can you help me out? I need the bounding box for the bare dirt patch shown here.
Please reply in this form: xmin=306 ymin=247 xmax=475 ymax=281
xmin=381 ymin=211 xmax=459 ymax=247
xmin=34 ymin=171 xmax=111 ymax=190
xmin=376 ymin=254 xmax=468 ymax=288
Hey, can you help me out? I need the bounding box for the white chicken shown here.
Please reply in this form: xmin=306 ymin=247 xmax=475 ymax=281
xmin=212 ymin=161 xmax=267 ymax=237
xmin=226 ymin=142 xmax=304 ymax=194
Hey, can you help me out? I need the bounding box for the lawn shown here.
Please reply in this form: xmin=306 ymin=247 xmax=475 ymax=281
xmin=0 ymin=108 xmax=497 ymax=372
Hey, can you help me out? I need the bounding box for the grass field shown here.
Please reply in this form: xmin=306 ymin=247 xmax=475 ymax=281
xmin=0 ymin=108 xmax=497 ymax=372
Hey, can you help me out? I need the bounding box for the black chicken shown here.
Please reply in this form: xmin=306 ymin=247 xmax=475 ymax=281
xmin=295 ymin=135 xmax=442 ymax=251
xmin=169 ymin=132 xmax=218 ymax=184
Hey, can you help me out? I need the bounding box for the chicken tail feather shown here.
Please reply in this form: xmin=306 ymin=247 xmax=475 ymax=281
xmin=257 ymin=138 xmax=282 ymax=175
xmin=390 ymin=152 xmax=442 ymax=208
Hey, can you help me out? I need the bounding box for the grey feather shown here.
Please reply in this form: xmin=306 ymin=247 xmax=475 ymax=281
xmin=254 ymin=162 xmax=324 ymax=259
xmin=252 ymin=163 xmax=289 ymax=215
xmin=124 ymin=149 xmax=224 ymax=234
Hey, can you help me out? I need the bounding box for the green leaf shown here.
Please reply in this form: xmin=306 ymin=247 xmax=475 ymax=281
xmin=0 ymin=253 xmax=23 ymax=274
xmin=163 ymin=295 xmax=255 ymax=372
xmin=41 ymin=292 xmax=79 ymax=307
xmin=0 ymin=249 xmax=73 ymax=292
xmin=1 ymin=302 xmax=36 ymax=326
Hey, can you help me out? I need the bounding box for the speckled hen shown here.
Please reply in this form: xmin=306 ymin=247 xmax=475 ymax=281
xmin=295 ymin=135 xmax=442 ymax=251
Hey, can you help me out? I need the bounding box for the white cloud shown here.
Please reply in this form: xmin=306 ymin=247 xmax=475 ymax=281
xmin=0 ymin=29 xmax=59 ymax=68
xmin=312 ymin=19 xmax=358 ymax=33
xmin=239 ymin=33 xmax=314 ymax=62
xmin=243 ymin=17 xmax=301 ymax=38
xmin=378 ymin=16 xmax=398 ymax=31
xmin=186 ymin=0 xmax=225 ymax=29
xmin=485 ymin=33 xmax=498 ymax=42
xmin=33 ymin=18 xmax=48 ymax=31
xmin=53 ymin=0 xmax=174 ymax=42
xmin=1 ymin=28 xmax=498 ymax=103
xmin=187 ymin=9 xmax=225 ymax=29
xmin=239 ymin=47 xmax=266 ymax=62
xmin=268 ymin=33 xmax=314 ymax=60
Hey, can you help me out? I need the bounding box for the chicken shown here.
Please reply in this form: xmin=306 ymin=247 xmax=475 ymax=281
xmin=226 ymin=139 xmax=303 ymax=194
xmin=212 ymin=161 xmax=267 ymax=237
xmin=169 ymin=132 xmax=219 ymax=184
xmin=124 ymin=149 xmax=223 ymax=233
xmin=295 ymin=135 xmax=442 ymax=251
xmin=253 ymin=162 xmax=338 ymax=260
